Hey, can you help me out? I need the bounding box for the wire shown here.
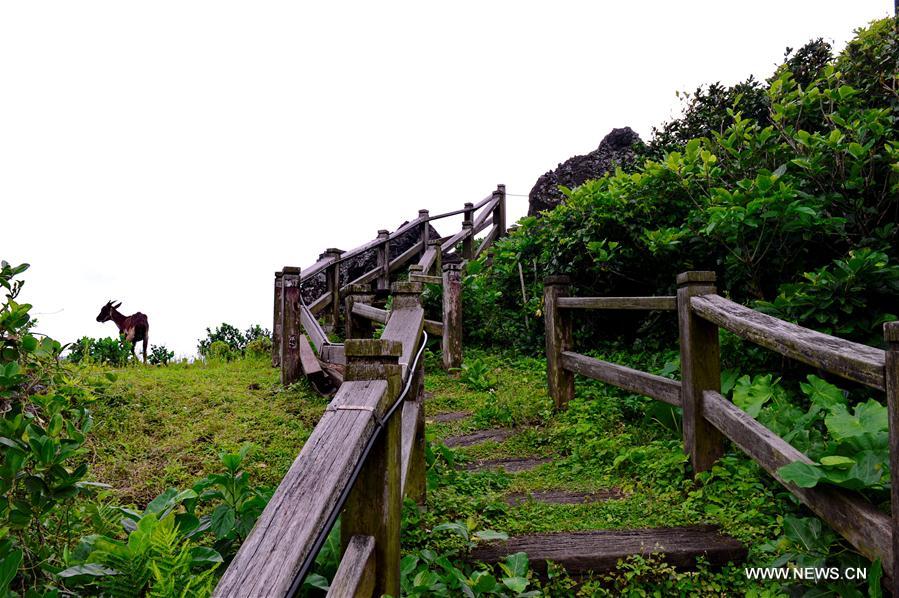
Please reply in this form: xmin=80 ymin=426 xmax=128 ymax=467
xmin=288 ymin=329 xmax=430 ymax=597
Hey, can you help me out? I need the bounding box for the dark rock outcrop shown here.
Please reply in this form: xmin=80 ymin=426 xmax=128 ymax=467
xmin=528 ymin=127 xmax=642 ymax=216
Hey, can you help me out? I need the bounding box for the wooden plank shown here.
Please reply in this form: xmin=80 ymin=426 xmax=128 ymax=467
xmin=388 ymin=240 xmax=424 ymax=273
xmin=376 ymin=230 xmax=390 ymax=291
xmin=702 ymin=389 xmax=892 ymax=568
xmin=300 ymin=304 xmax=328 ymax=353
xmin=213 ymin=380 xmax=388 ymax=597
xmin=469 ymin=526 xmax=746 ymax=575
xmin=353 ymin=303 xmax=442 ymax=337
xmin=320 ymin=344 xmax=345 ymax=366
xmin=309 ymin=290 xmax=332 ymax=315
xmin=400 ymin=399 xmax=421 ymax=497
xmin=272 ymin=272 xmax=282 ymax=368
xmin=440 ymin=227 xmax=472 ymax=253
xmin=417 ymin=246 xmax=438 ymax=273
xmin=326 ymin=535 xmax=375 ymax=598
xmin=472 ymin=197 xmax=499 ymax=232
xmin=883 ymin=322 xmax=899 ymax=591
xmin=558 ymin=296 xmax=677 ymax=311
xmin=691 ymin=293 xmax=886 ymax=391
xmin=678 ymin=272 xmax=724 ymax=474
xmin=493 ymin=184 xmax=506 ymax=239
xmin=473 ymin=226 xmax=499 ymax=259
xmin=381 ymin=307 xmax=424 ymax=378
xmin=544 ymin=276 xmax=574 ymax=410
xmin=342 ymin=265 xmax=381 ymax=292
xmin=560 ymin=351 xmax=681 ymax=407
xmin=387 ymin=215 xmax=426 ymax=241
xmin=300 ymin=256 xmax=337 ymax=281
xmin=298 ymin=334 xmax=322 ymax=376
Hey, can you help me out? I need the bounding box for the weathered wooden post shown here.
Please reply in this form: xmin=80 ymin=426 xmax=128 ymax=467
xmin=390 ymin=280 xmax=427 ymax=504
xmin=493 ymin=184 xmax=507 ymax=239
xmin=279 ymin=267 xmax=302 ymax=386
xmin=324 ymin=248 xmax=344 ymax=331
xmin=418 ymin=209 xmax=430 ymax=254
xmin=884 ymin=321 xmax=899 ymax=590
xmin=442 ymin=261 xmax=463 ymax=371
xmin=544 ymin=275 xmax=574 ymax=410
xmin=342 ymin=338 xmax=403 ymax=598
xmin=462 ymin=219 xmax=474 ymax=261
xmin=429 ymin=239 xmax=442 ymax=276
xmin=377 ymin=230 xmax=390 ymax=291
xmin=463 ymin=201 xmax=474 ymax=223
xmin=272 ymin=271 xmax=282 ymax=368
xmin=345 ymin=284 xmax=376 ymax=339
xmin=677 ymin=271 xmax=725 ymax=474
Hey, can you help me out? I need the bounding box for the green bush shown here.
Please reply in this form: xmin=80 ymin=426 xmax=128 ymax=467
xmin=147 ymin=344 xmax=175 ymax=366
xmin=197 ymin=323 xmax=271 ymax=357
xmin=245 ymin=336 xmax=273 ymax=358
xmin=466 ymin=18 xmax=899 ymax=353
xmin=68 ymin=336 xmax=133 ymax=367
xmin=206 ymin=340 xmax=235 ymax=362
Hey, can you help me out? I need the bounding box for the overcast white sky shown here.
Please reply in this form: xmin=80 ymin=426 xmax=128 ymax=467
xmin=1 ymin=1 xmax=892 ymax=357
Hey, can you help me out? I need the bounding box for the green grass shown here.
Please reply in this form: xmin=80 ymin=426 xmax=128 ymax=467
xmin=87 ymin=356 xmax=326 ymax=505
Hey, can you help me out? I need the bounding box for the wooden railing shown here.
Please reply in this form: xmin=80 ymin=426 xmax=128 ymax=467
xmin=216 ymin=187 xmax=506 ymax=597
xmin=544 ymin=271 xmax=899 ymax=591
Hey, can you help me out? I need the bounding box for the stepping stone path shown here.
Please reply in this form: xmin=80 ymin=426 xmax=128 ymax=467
xmin=469 ymin=525 xmax=747 ymax=575
xmin=444 ymin=428 xmax=517 ymax=448
xmin=463 ymin=457 xmax=553 ymax=473
xmin=428 ymin=411 xmax=471 ymax=423
xmin=505 ymin=488 xmax=624 ymax=506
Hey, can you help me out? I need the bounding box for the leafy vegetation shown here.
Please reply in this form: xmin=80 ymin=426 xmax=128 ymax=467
xmin=197 ymin=323 xmax=271 ymax=358
xmin=68 ymin=336 xmax=133 ymax=367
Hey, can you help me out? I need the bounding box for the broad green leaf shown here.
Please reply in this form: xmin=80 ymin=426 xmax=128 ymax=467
xmin=503 ymin=576 xmax=530 ymax=593
xmin=778 ymin=461 xmax=824 ymax=488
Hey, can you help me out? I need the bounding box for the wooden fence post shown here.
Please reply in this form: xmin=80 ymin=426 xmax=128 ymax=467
xmin=677 ymin=271 xmax=725 ymax=474
xmin=324 ymin=248 xmax=343 ymax=331
xmin=345 ymin=284 xmax=375 ymax=339
xmin=419 ymin=210 xmax=430 ymax=254
xmin=442 ymin=261 xmax=463 ymax=371
xmin=884 ymin=321 xmax=899 ymax=591
xmin=463 ymin=201 xmax=474 ymax=223
xmin=462 ymin=220 xmax=473 ymax=261
xmin=272 ymin=271 xmax=282 ymax=368
xmin=280 ymin=267 xmax=302 ymax=386
xmin=342 ymin=338 xmax=403 ymax=598
xmin=544 ymin=275 xmax=574 ymax=410
xmin=493 ymin=184 xmax=507 ymax=239
xmin=429 ymin=239 xmax=442 ymax=276
xmin=377 ymin=230 xmax=390 ymax=291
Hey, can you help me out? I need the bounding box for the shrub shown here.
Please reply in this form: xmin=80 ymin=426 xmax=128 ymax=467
xmin=206 ymin=340 xmax=235 ymax=361
xmin=246 ymin=336 xmax=273 ymax=357
xmin=197 ymin=323 xmax=271 ymax=357
xmin=68 ymin=336 xmax=133 ymax=366
xmin=148 ymin=344 xmax=175 ymax=366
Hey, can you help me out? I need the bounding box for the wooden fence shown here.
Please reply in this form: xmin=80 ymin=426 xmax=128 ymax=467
xmin=214 ymin=187 xmax=506 ymax=597
xmin=544 ymin=271 xmax=899 ymax=591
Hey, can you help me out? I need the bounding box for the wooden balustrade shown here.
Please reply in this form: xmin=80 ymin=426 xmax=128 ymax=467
xmin=543 ymin=271 xmax=899 ymax=592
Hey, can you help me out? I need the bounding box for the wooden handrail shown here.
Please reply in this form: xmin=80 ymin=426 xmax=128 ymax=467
xmin=703 ymin=389 xmax=892 ymax=567
xmin=558 ymin=296 xmax=676 ymax=311
xmin=691 ymin=294 xmax=886 ymax=390
xmin=327 ymin=535 xmax=376 ymax=597
xmin=213 ymin=379 xmax=389 ymax=596
xmin=471 ymin=196 xmax=499 ymax=232
xmin=352 ymin=302 xmax=443 ymax=337
xmin=560 ymin=351 xmax=681 ymax=406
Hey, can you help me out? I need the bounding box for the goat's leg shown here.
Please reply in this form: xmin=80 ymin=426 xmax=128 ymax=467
xmin=142 ymin=336 xmax=148 ymax=364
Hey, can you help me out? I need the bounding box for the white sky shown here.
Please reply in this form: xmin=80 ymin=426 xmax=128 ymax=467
xmin=1 ymin=1 xmax=891 ymax=357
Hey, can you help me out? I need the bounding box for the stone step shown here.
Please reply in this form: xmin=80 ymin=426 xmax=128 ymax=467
xmin=428 ymin=411 xmax=471 ymax=424
xmin=444 ymin=428 xmax=516 ymax=448
xmin=505 ymin=489 xmax=624 ymax=506
xmin=463 ymin=457 xmax=553 ymax=473
xmin=469 ymin=525 xmax=746 ymax=576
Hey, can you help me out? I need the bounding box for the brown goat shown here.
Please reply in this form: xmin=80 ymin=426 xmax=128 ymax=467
xmin=96 ymin=300 xmax=149 ymax=363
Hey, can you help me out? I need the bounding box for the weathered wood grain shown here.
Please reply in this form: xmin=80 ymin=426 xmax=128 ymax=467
xmin=298 ymin=334 xmax=322 ymax=377
xmin=213 ymin=380 xmax=387 ymax=597
xmin=320 ymin=344 xmax=346 ymax=366
xmin=691 ymin=293 xmax=886 ymax=390
xmin=471 ymin=197 xmax=499 ymax=233
xmin=376 ymin=230 xmax=390 ymax=291
xmin=442 ymin=263 xmax=463 ymax=371
xmin=326 ymin=535 xmax=375 ymax=598
xmin=560 ymin=351 xmax=681 ymax=406
xmin=703 ymin=389 xmax=892 ymax=569
xmin=344 ymin=285 xmax=375 ymax=339
xmin=493 ymin=184 xmax=506 ymax=239
xmin=381 ymin=310 xmax=424 ymax=379
xmin=440 ymin=227 xmax=472 ymax=254
xmin=352 ymin=302 xmax=442 ymax=337
xmin=300 ymin=256 xmax=337 ymax=282
xmin=300 ymin=304 xmax=328 ymax=353
xmin=280 ymin=270 xmax=302 ymax=386
xmin=272 ymin=271 xmax=282 ymax=368
xmin=409 ymin=274 xmax=443 ymax=285
xmin=309 ymin=290 xmax=333 ymax=315
xmin=461 ymin=220 xmax=474 ymax=260
xmin=388 ymin=240 xmax=424 ymax=274
xmin=400 ymin=395 xmax=424 ymax=501
xmin=544 ymin=276 xmax=574 ymax=410
xmin=677 ymin=271 xmax=724 ymax=474
xmin=325 ymin=248 xmax=343 ymax=330
xmin=417 ymin=245 xmax=439 ymax=274
xmin=884 ymin=321 xmax=899 ymax=591
xmin=557 ymin=296 xmax=677 ymax=311
xmin=469 ymin=525 xmax=745 ymax=575
xmin=474 ymin=226 xmax=499 ymax=259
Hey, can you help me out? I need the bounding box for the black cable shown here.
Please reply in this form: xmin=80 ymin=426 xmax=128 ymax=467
xmin=288 ymin=330 xmax=429 ymax=597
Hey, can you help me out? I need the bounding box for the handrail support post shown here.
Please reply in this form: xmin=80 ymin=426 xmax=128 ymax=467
xmin=884 ymin=321 xmax=899 ymax=591
xmin=544 ymin=275 xmax=574 ymax=410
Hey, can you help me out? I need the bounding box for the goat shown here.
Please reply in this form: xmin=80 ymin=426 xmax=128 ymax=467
xmin=96 ymin=300 xmax=149 ymax=363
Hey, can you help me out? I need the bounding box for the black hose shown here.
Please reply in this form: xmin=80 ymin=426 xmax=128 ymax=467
xmin=288 ymin=330 xmax=429 ymax=597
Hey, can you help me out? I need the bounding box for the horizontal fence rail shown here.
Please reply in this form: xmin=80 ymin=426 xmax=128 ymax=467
xmin=544 ymin=271 xmax=899 ymax=591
